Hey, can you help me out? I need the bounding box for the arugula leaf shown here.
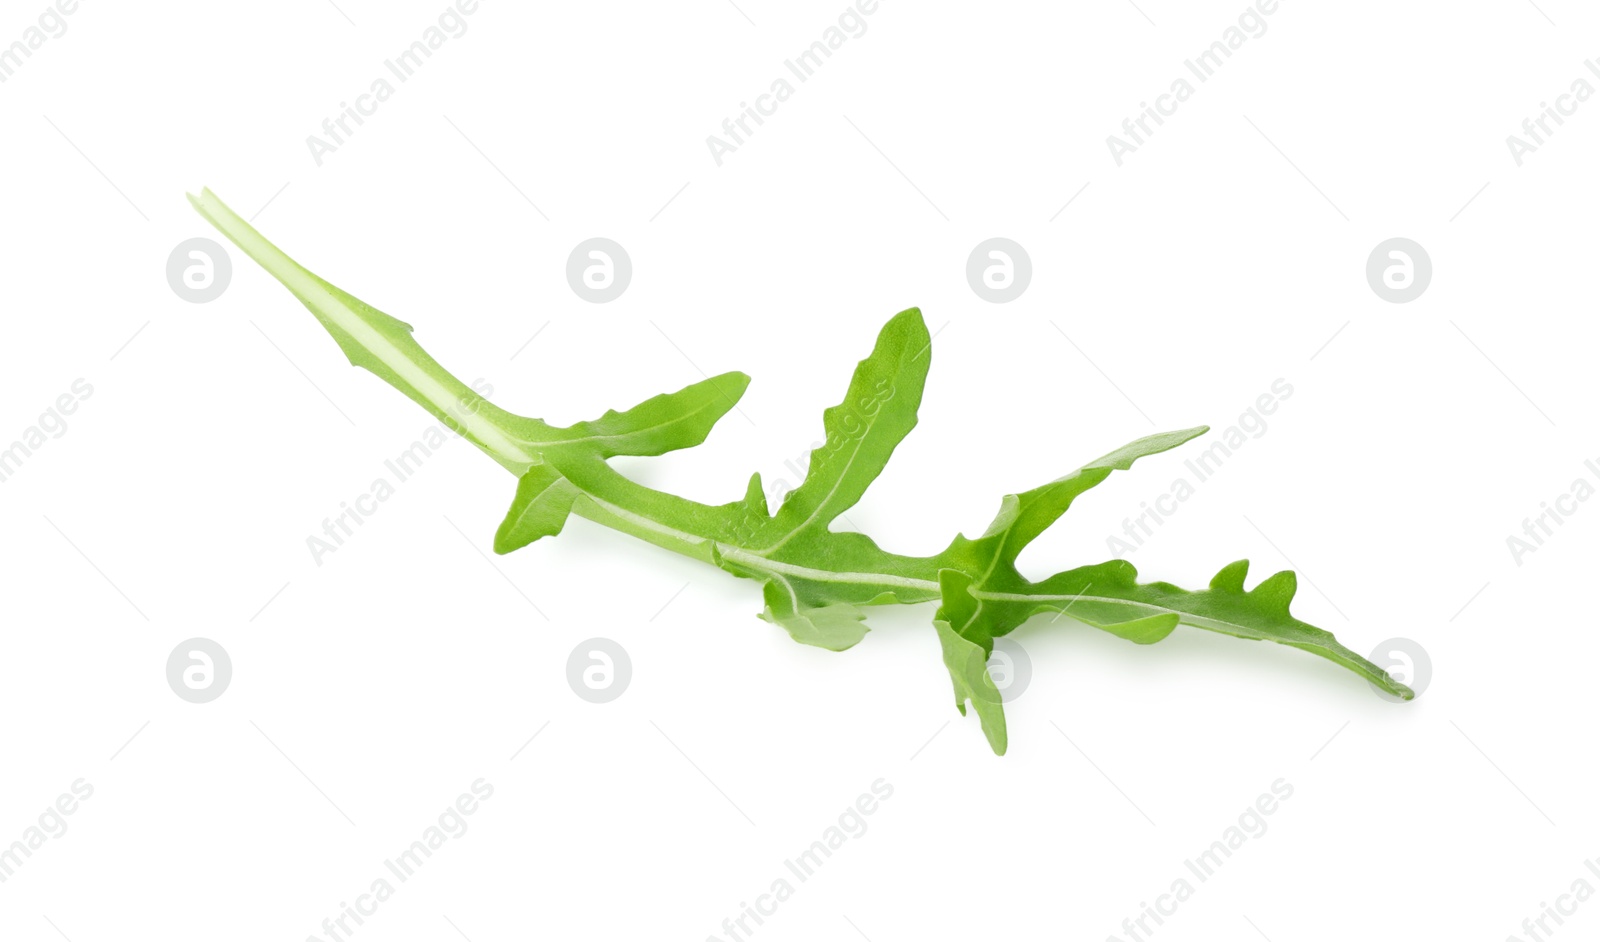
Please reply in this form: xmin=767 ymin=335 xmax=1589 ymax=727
xmin=188 ymin=189 xmax=544 ymax=475
xmin=493 ymin=374 xmax=752 ymax=553
xmin=503 ymin=372 xmax=752 ymax=459
xmin=715 ymin=308 xmax=933 ymax=650
xmin=495 ymin=463 xmax=581 ymax=552
xmin=193 ymin=188 xmax=1417 ymax=755
xmin=935 ymin=570 xmax=1008 ymax=754
xmin=752 ymin=307 xmax=929 ymax=550
xmin=760 ymin=582 xmax=872 ymax=652
xmin=934 ymin=427 xmax=1209 ymax=645
xmin=1027 ymin=558 xmax=1405 ymax=694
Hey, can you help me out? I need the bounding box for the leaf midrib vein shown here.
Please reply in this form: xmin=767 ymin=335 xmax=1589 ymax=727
xmin=508 ymin=399 xmax=721 ymax=450
xmin=584 ymin=495 xmax=1242 ymax=625
xmin=753 ymin=385 xmax=893 ymax=556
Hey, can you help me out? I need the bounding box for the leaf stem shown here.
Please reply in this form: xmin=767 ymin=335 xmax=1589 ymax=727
xmin=191 ymin=188 xmax=1414 ymax=708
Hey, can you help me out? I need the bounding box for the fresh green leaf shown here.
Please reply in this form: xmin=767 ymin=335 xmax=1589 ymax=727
xmin=760 ymin=581 xmax=871 ymax=651
xmin=752 ymin=307 xmax=929 ymax=551
xmin=934 ymin=570 xmax=1007 ymax=755
xmin=505 ymin=372 xmax=752 ymax=459
xmin=493 ymin=373 xmax=753 ymax=553
xmin=495 ymin=462 xmax=581 ymax=553
xmin=193 ymin=188 xmax=1418 ymax=756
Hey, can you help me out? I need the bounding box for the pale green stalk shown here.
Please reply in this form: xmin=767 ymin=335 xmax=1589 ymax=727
xmin=191 ymin=188 xmax=1413 ymax=755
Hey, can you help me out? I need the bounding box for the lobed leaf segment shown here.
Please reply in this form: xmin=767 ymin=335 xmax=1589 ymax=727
xmin=190 ymin=189 xmax=1413 ymax=754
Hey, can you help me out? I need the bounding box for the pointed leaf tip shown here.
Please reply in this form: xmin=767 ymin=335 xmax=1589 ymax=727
xmin=933 ymin=569 xmax=1008 ymax=754
xmin=720 ymin=370 xmax=753 ymax=400
xmin=494 ymin=463 xmax=580 ymax=554
xmin=1207 ymin=561 xmax=1297 ymax=611
xmin=754 ymin=306 xmax=932 ymax=548
xmin=933 ymin=615 xmax=1008 ymax=755
xmin=1210 ymin=559 xmax=1250 ymax=593
xmin=1087 ymin=426 xmax=1211 ymax=472
xmin=741 ymin=472 xmax=770 ymax=518
xmin=884 ymin=307 xmax=932 ymax=359
xmin=1251 ymin=570 xmax=1298 ymax=611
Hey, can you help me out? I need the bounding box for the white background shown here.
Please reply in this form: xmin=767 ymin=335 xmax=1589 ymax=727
xmin=1 ymin=1 xmax=1597 ymax=939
